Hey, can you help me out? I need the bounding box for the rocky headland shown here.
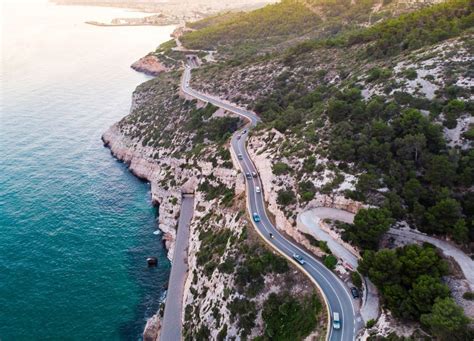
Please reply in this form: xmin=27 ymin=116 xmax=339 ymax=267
xmin=130 ymin=55 xmax=168 ymax=77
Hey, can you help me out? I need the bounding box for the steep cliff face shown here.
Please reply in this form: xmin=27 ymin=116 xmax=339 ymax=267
xmin=103 ymin=124 xmax=187 ymax=258
xmin=104 ymin=70 xmax=325 ymax=340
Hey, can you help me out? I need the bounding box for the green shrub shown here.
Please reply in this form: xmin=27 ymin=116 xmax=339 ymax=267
xmin=204 ymin=261 xmax=217 ymax=276
xmin=181 ymin=0 xmax=322 ymax=57
xmin=342 ymin=208 xmax=393 ymax=251
xmin=235 ymin=247 xmax=289 ymax=297
xmin=323 ymin=255 xmax=338 ymax=269
xmin=403 ymin=68 xmax=418 ymax=80
xmin=351 ymin=271 xmax=363 ymax=289
xmin=227 ymin=298 xmax=257 ymax=338
xmin=218 ymin=257 xmax=236 ymax=274
xmin=217 ymin=324 xmax=227 ymax=341
xmin=366 ymin=319 xmax=376 ymax=328
xmin=303 ymin=155 xmax=317 ymax=172
xmin=196 ymin=228 xmax=232 ymax=272
xmin=262 ymin=292 xmax=321 ymax=340
xmin=195 ymin=325 xmax=211 ymax=340
xmin=156 ymin=39 xmax=177 ymax=52
xmin=277 ymin=189 xmax=296 ymax=205
xmin=463 ymin=127 xmax=474 ymax=140
xmin=273 ymin=162 xmax=292 ymax=175
xmin=462 ymin=292 xmax=474 ymax=300
xmin=318 ymin=240 xmax=331 ymax=254
xmin=367 ymin=67 xmax=392 ymax=82
xmin=299 ymin=180 xmax=316 ymax=202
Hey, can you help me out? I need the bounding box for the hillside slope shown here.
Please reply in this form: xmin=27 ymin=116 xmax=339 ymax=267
xmin=181 ymin=0 xmax=473 ymax=338
xmin=180 ymin=0 xmax=449 ymax=58
xmin=110 ymin=0 xmax=473 ymax=339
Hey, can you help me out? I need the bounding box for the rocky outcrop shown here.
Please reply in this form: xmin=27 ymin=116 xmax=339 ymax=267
xmin=131 ymin=55 xmax=168 ymax=76
xmin=143 ymin=314 xmax=161 ymax=341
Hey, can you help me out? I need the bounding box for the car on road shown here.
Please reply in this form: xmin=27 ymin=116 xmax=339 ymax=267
xmin=238 ymin=154 xmax=243 ymax=160
xmin=292 ymin=253 xmax=305 ymax=265
xmin=255 ymin=186 xmax=261 ymax=193
xmin=253 ymin=212 xmax=261 ymax=222
xmin=245 ymin=172 xmax=252 ymax=179
xmin=269 ymin=232 xmax=274 ymax=238
xmin=252 ymin=172 xmax=257 ymax=178
xmin=351 ymin=287 xmax=360 ymax=299
xmin=237 ymin=135 xmax=241 ymax=140
xmin=333 ymin=312 xmax=341 ymax=330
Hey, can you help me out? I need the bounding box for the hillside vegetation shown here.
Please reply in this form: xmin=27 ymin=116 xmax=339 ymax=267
xmin=180 ymin=0 xmax=456 ymax=59
xmin=344 ymin=0 xmax=473 ymax=57
xmin=181 ymin=0 xmax=322 ymax=57
xmin=183 ymin=0 xmax=473 ymax=338
xmin=284 ymin=0 xmax=473 ymax=60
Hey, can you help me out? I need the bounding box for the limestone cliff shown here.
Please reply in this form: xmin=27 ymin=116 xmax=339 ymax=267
xmin=103 ymin=71 xmax=325 ymax=340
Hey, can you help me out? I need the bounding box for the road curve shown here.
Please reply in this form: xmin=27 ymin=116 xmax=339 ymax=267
xmin=181 ymin=65 xmax=359 ymax=341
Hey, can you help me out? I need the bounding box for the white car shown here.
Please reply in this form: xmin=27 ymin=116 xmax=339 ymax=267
xmin=255 ymin=186 xmax=261 ymax=193
xmin=333 ymin=312 xmax=341 ymax=330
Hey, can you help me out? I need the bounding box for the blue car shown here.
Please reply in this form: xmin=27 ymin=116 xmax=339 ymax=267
xmin=292 ymin=253 xmax=306 ymax=265
xmin=253 ymin=212 xmax=261 ymax=222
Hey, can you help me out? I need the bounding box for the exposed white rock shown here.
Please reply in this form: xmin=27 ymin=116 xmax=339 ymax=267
xmin=444 ymin=115 xmax=473 ymax=150
xmin=361 ymin=37 xmax=473 ymax=101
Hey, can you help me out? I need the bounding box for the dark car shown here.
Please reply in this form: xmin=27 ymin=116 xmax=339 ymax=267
xmin=245 ymin=172 xmax=252 ymax=179
xmin=252 ymin=172 xmax=257 ymax=178
xmin=351 ymin=287 xmax=360 ymax=299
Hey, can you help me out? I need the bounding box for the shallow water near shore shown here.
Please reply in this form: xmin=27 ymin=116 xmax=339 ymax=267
xmin=1 ymin=2 xmax=174 ymax=339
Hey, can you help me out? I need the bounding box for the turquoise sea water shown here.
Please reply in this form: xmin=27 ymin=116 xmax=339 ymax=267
xmin=0 ymin=2 xmax=174 ymax=339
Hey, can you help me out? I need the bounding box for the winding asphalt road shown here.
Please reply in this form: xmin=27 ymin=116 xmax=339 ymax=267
xmin=181 ymin=65 xmax=360 ymax=341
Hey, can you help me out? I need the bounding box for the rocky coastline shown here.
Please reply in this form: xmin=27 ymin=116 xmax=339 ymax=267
xmin=102 ymin=124 xmax=181 ymax=259
xmin=130 ymin=55 xmax=168 ymax=77
xmin=101 ymin=83 xmax=325 ymax=339
xmin=102 ymin=121 xmax=187 ymax=340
